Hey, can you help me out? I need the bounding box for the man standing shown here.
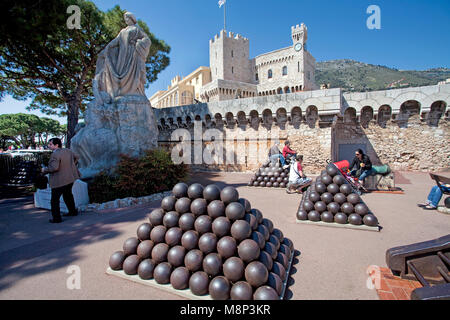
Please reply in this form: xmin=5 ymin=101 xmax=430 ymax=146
xmin=42 ymin=138 xmax=80 ymax=223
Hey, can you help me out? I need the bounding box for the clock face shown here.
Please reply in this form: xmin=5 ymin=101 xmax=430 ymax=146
xmin=294 ymin=42 xmax=302 ymax=52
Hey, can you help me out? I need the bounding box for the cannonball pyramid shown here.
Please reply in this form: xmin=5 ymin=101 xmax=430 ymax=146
xmin=108 ymin=182 xmax=295 ymax=300
xmin=296 ymin=163 xmax=380 ymax=230
xmin=247 ymin=161 xmax=290 ymax=188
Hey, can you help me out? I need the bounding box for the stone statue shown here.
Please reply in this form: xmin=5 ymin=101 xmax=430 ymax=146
xmin=71 ymin=12 xmax=159 ymax=178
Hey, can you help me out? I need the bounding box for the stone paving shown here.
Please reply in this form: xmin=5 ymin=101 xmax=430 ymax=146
xmin=0 ymin=171 xmax=448 ymax=300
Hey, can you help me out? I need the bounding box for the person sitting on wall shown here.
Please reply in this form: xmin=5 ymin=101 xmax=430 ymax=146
xmin=286 ymin=155 xmax=312 ymax=194
xmin=268 ymin=141 xmax=289 ymax=169
xmin=282 ymin=140 xmax=297 ymax=164
xmin=349 ymin=148 xmax=375 ymax=184
xmin=418 ymin=183 xmax=450 ymax=210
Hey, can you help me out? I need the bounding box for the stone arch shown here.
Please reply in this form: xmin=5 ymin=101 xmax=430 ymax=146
xmin=214 ymin=113 xmax=224 ymax=129
xmin=284 ymin=86 xmax=290 ymax=94
xmin=306 ymin=105 xmax=319 ymax=128
xmin=276 ymin=108 xmax=288 ymax=130
xmin=360 ymin=106 xmax=374 ymax=128
xmin=262 ymin=109 xmax=273 ymax=130
xmin=427 ymin=100 xmax=447 ymax=127
xmin=225 ymin=112 xmax=235 ymax=129
xmin=205 ymin=114 xmax=213 ymax=128
xmin=249 ymin=110 xmax=260 ymax=130
xmin=343 ymin=107 xmax=357 ymax=124
xmin=237 ymin=111 xmax=248 ymax=129
xmin=397 ymin=100 xmax=421 ymax=128
xmin=277 ymin=87 xmax=283 ymax=94
xmin=290 ymin=107 xmax=302 ymax=129
xmin=377 ymin=105 xmax=392 ymax=128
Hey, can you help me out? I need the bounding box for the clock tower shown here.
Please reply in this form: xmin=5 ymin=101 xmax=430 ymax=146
xmin=292 ymin=23 xmax=307 ymax=52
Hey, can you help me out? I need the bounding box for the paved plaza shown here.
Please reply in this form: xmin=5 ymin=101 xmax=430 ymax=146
xmin=0 ymin=171 xmax=448 ymax=300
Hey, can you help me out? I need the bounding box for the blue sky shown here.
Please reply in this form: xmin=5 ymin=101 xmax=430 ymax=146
xmin=1 ymin=0 xmax=449 ymax=123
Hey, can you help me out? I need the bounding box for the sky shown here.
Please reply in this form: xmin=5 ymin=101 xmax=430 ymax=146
xmin=1 ymin=0 xmax=449 ymax=124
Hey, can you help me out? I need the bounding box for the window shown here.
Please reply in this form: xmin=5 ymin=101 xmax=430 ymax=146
xmin=298 ymin=61 xmax=300 ymax=72
xmin=255 ymin=73 xmax=259 ymax=81
xmin=231 ymin=50 xmax=234 ymax=57
xmin=268 ymin=69 xmax=273 ymax=79
xmin=232 ymin=67 xmax=234 ymax=74
xmin=282 ymin=66 xmax=287 ymax=76
xmin=181 ymin=91 xmax=193 ymax=105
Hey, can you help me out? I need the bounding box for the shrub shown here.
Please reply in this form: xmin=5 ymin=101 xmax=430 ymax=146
xmin=88 ymin=148 xmax=189 ymax=203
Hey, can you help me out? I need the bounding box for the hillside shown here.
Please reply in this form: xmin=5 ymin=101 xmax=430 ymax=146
xmin=315 ymin=59 xmax=450 ymax=92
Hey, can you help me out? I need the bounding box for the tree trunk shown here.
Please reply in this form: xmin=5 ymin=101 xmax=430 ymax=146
xmin=66 ymin=95 xmax=80 ymax=149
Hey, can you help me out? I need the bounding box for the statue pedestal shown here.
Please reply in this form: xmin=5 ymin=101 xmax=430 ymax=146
xmin=34 ymin=179 xmax=90 ymax=213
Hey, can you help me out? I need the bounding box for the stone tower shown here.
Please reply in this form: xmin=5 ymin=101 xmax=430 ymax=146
xmin=291 ymin=23 xmax=308 ymax=51
xmin=209 ymin=30 xmax=253 ymax=83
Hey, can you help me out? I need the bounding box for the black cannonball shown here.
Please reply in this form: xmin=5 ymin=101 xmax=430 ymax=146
xmin=123 ymin=237 xmax=140 ymax=256
xmin=253 ymin=181 xmax=259 ymax=187
xmin=280 ymin=182 xmax=286 ymax=188
xmin=326 ymin=163 xmax=339 ymax=177
xmin=321 ymin=174 xmax=333 ymax=185
xmin=334 ymin=193 xmax=347 ymax=204
xmin=355 ymin=203 xmax=369 ymax=216
xmin=184 ymin=249 xmax=204 ymax=272
xmin=308 ymin=210 xmax=321 ymax=221
xmin=167 ymin=245 xmax=186 ymax=267
xmin=303 ymin=200 xmax=314 ymax=212
xmin=283 ymin=177 xmax=289 ymax=183
xmin=279 ymin=244 xmax=291 ymax=259
xmin=248 ymin=181 xmax=254 ymax=187
xmin=137 ymin=258 xmax=156 ymax=280
xmin=251 ymin=231 xmax=266 ymax=249
xmin=207 ymin=200 xmax=225 ymax=219
xmin=320 ymin=211 xmax=334 ymax=223
xmin=137 ymin=240 xmax=154 ymax=259
xmin=179 ymin=213 xmax=195 ymax=231
xmin=161 ymin=196 xmax=177 ymax=212
xmin=297 ymin=209 xmax=308 ymax=220
xmin=238 ymin=198 xmax=251 ymax=213
xmin=203 ymin=253 xmax=223 ymax=277
xmin=282 ymin=237 xmax=294 ymax=251
xmin=172 ymin=182 xmax=189 ymax=199
xmin=315 ymin=182 xmax=327 ymax=194
xmin=190 ymin=198 xmax=207 ymax=216
xmin=203 ymin=184 xmax=221 ymax=201
xmin=254 ymin=286 xmax=279 ymax=300
xmin=151 ymin=243 xmax=169 ymax=264
xmin=259 ymin=250 xmax=273 ymax=271
xmin=333 ymin=175 xmax=346 ymax=186
xmin=187 ymin=183 xmax=204 ymax=200
xmin=309 ymin=191 xmax=321 ymax=202
xmin=220 ymin=186 xmax=239 ymax=205
xmin=266 ymin=182 xmax=272 ymax=188
xmin=230 ymin=281 xmax=253 ymax=300
xmin=340 ymin=183 xmax=353 ymax=195
xmin=264 ymin=241 xmax=277 ymax=259
xmin=257 ymin=176 xmax=263 ymax=182
xmin=263 ymin=176 xmax=269 ymax=182
xmin=327 ymin=202 xmax=340 ymax=214
xmin=123 ymin=254 xmax=141 ymax=275
xmin=348 ymin=213 xmax=363 ymax=225
xmin=109 ymin=251 xmax=126 ymax=270
xmin=327 ymin=183 xmax=340 ymax=195
xmin=347 ymin=193 xmax=361 ymax=205
xmin=334 ymin=212 xmax=348 ymax=224
xmin=250 ymin=209 xmax=263 ymax=224
xmin=273 ymin=182 xmax=280 ymax=188
xmin=209 ymin=276 xmax=230 ymax=300
xmin=194 ymin=215 xmax=212 ymax=234
xmin=245 ymin=261 xmax=269 ymax=287
xmin=272 ymin=228 xmax=284 ymax=242
xmin=170 ymin=266 xmax=190 ymax=290
xmin=363 ymin=214 xmax=378 ymax=227
xmin=163 ymin=211 xmax=179 ymax=228
xmin=272 ymin=261 xmax=286 ymax=281
xmin=267 ymin=272 xmax=283 ymax=295
xmin=189 ymin=271 xmax=209 ymax=295
xmin=268 ymin=234 xmax=280 ymax=251
xmin=175 ymin=197 xmax=191 ymax=214
xmin=238 ymin=239 xmax=261 ymax=263
xmin=165 ymin=227 xmax=183 ymax=246
xmin=149 ymin=208 xmax=165 ymax=226
xmin=259 ymin=181 xmax=266 ymax=187
xmin=262 ymin=218 xmax=274 ymax=233
xmin=137 ymin=223 xmax=152 ymax=241
xmin=198 ymin=232 xmax=217 ymax=254
xmin=321 ymin=169 xmax=328 ymax=176
xmin=225 ymin=202 xmax=245 ymax=221
xmin=217 ymin=236 xmax=237 ymax=259
xmin=223 ymin=256 xmax=245 ymax=282
xmin=244 ymin=213 xmax=258 ymax=230
xmin=276 ymin=252 xmax=289 ymax=269
xmin=320 ymin=192 xmax=334 ymax=204
xmin=150 ymin=225 xmax=167 ymax=244
xmin=341 ymin=202 xmax=354 ymax=214
xmin=314 ymin=201 xmax=327 ymax=213
xmin=154 ymin=262 xmax=172 ymax=284
xmin=257 ymin=224 xmax=270 ymax=241
xmin=211 ymin=217 xmax=230 ymax=237
xmin=231 ymin=220 xmax=252 ymax=242
xmin=181 ymin=230 xmax=199 ymax=250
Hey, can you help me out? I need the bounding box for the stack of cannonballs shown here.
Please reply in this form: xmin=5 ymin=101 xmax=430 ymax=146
xmin=109 ymin=182 xmax=295 ymax=300
xmin=296 ymin=163 xmax=379 ymax=228
xmin=247 ymin=162 xmax=289 ymax=188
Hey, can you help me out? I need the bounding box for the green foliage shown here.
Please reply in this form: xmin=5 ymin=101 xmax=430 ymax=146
xmin=88 ymin=149 xmax=189 ymax=204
